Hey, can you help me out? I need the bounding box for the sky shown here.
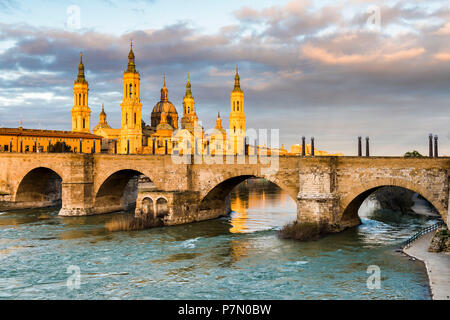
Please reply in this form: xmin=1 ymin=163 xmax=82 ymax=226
xmin=0 ymin=0 xmax=449 ymax=156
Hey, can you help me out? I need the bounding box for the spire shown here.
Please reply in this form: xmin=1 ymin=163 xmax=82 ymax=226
xmin=93 ymin=103 xmax=111 ymax=130
xmin=161 ymin=74 xmax=169 ymax=102
xmin=99 ymin=103 xmax=107 ymax=124
xmin=185 ymin=72 xmax=192 ymax=98
xmin=125 ymin=40 xmax=137 ymax=73
xmin=75 ymin=52 xmax=87 ymax=84
xmin=216 ymin=112 xmax=223 ymax=129
xmin=233 ymin=64 xmax=242 ymax=92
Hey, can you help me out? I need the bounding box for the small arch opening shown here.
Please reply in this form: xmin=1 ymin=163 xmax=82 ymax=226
xmin=156 ymin=198 xmax=168 ymax=217
xmin=142 ymin=197 xmax=154 ymax=216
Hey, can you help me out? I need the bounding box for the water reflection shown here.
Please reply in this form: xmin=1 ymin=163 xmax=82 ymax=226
xmin=229 ymin=178 xmax=297 ymax=233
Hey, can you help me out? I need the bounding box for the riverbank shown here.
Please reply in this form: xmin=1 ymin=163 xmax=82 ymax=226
xmin=403 ymin=231 xmax=450 ymax=300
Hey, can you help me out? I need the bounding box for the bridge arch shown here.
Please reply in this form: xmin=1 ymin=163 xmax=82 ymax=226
xmin=199 ymin=174 xmax=297 ymax=213
xmin=339 ymin=178 xmax=447 ymax=226
xmin=13 ymin=167 xmax=63 ymax=208
xmin=94 ymin=169 xmax=155 ymax=214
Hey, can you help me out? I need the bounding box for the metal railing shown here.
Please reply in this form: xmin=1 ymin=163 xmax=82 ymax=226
xmin=401 ymin=221 xmax=444 ymax=249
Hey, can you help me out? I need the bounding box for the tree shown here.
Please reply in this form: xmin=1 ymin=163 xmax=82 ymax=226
xmin=404 ymin=150 xmax=423 ymax=158
xmin=48 ymin=141 xmax=72 ymax=153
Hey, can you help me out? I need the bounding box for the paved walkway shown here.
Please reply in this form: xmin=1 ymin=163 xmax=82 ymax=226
xmin=404 ymin=231 xmax=450 ymax=300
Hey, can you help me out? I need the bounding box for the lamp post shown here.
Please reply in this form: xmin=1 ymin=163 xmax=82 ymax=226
xmin=434 ymin=135 xmax=438 ymax=158
xmin=365 ymin=137 xmax=370 ymax=157
xmin=301 ymin=136 xmax=306 ymax=156
xmin=358 ymin=136 xmax=362 ymax=157
xmin=429 ymin=134 xmax=433 ymax=158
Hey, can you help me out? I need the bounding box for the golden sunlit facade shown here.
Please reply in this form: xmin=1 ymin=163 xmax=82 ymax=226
xmin=72 ymin=53 xmax=91 ymax=133
xmin=72 ymin=42 xmax=340 ymax=156
xmin=118 ymin=42 xmax=143 ymax=154
xmin=228 ymin=66 xmax=246 ymax=155
xmin=0 ymin=127 xmax=101 ymax=153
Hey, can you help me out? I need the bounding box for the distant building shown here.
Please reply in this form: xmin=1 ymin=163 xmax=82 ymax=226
xmin=289 ymin=144 xmax=343 ymax=156
xmin=0 ymin=127 xmax=101 ymax=153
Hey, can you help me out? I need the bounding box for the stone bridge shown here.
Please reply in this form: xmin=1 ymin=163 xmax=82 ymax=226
xmin=0 ymin=153 xmax=448 ymax=231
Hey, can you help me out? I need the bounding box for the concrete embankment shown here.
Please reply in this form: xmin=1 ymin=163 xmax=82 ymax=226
xmin=403 ymin=232 xmax=450 ymax=300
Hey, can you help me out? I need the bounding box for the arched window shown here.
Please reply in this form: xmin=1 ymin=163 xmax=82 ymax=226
xmin=129 ymin=84 xmax=133 ymax=98
xmin=126 ymin=113 xmax=128 ymax=124
xmin=142 ymin=198 xmax=154 ymax=217
xmin=78 ymin=93 xmax=81 ymax=105
xmin=83 ymin=94 xmax=85 ymax=105
xmin=234 ymin=126 xmax=236 ymax=133
xmin=134 ymin=113 xmax=137 ymax=124
xmin=187 ymin=107 xmax=190 ymax=113
xmin=156 ymin=198 xmax=168 ymax=217
xmin=83 ymin=118 xmax=85 ymax=129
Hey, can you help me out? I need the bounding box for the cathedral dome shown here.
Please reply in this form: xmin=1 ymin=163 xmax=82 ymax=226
xmin=151 ymin=76 xmax=179 ymax=129
xmin=151 ymin=101 xmax=178 ymax=129
xmin=152 ymin=101 xmax=177 ymax=114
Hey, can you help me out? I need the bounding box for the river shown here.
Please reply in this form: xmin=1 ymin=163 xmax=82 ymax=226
xmin=0 ymin=178 xmax=439 ymax=299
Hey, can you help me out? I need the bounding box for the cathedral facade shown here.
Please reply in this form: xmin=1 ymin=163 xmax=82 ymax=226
xmin=89 ymin=42 xmax=246 ymax=156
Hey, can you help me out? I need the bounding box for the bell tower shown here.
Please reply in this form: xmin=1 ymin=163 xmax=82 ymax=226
xmin=181 ymin=73 xmax=198 ymax=132
xmin=72 ymin=53 xmax=91 ymax=133
xmin=119 ymin=41 xmax=143 ymax=154
xmin=229 ymin=66 xmax=245 ymax=155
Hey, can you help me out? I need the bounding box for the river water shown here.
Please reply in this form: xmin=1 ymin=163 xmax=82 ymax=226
xmin=0 ymin=178 xmax=439 ymax=299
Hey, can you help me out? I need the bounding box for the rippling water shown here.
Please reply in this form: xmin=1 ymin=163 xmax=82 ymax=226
xmin=0 ymin=179 xmax=438 ymax=299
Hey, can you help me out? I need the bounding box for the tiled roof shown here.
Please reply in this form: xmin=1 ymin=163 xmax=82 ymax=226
xmin=0 ymin=127 xmax=102 ymax=139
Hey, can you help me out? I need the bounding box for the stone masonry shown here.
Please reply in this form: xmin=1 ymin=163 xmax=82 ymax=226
xmin=0 ymin=153 xmax=448 ymax=231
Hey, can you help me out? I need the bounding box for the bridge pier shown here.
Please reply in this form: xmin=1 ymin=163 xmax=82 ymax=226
xmin=297 ymin=157 xmax=361 ymax=232
xmin=135 ymin=190 xmax=229 ymax=225
xmin=59 ymin=181 xmax=95 ymax=216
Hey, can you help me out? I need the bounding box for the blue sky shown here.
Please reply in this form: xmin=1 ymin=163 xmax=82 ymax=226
xmin=0 ymin=0 xmax=450 ymax=155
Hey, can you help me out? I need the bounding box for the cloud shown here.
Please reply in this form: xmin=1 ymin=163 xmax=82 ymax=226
xmin=434 ymin=53 xmax=450 ymax=62
xmin=0 ymin=0 xmax=449 ymax=155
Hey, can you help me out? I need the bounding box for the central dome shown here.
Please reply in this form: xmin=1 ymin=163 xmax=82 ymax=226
xmin=151 ymin=101 xmax=178 ymax=129
xmin=151 ymin=75 xmax=179 ymax=129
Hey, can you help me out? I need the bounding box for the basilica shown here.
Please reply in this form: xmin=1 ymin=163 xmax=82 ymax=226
xmin=72 ymin=41 xmax=247 ymax=155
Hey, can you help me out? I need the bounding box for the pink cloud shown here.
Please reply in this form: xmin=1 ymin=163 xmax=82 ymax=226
xmin=434 ymin=52 xmax=450 ymax=62
xmin=301 ymin=44 xmax=426 ymax=65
